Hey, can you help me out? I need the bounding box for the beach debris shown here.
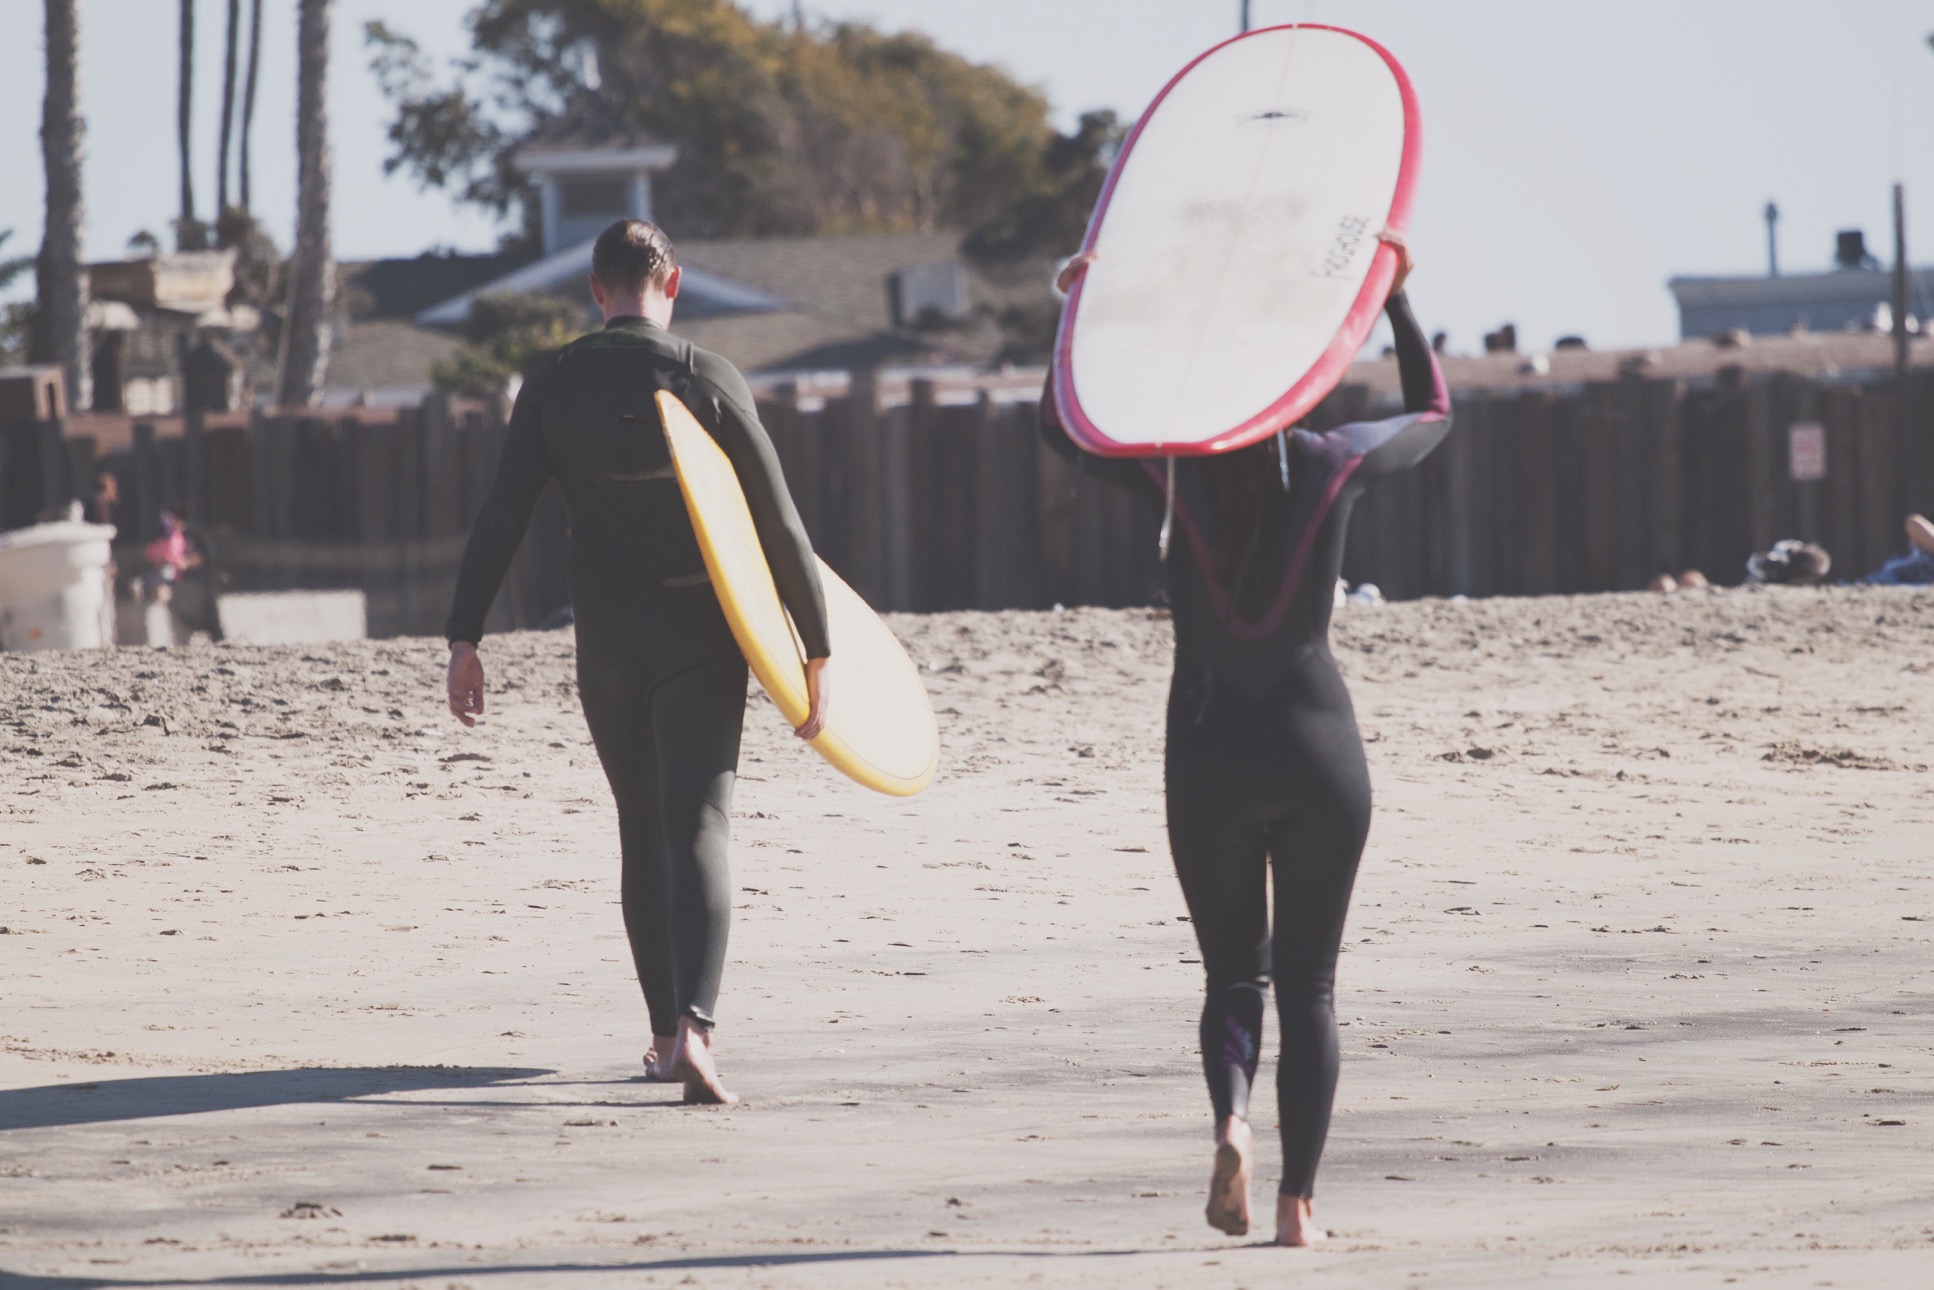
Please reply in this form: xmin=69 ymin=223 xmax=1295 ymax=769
xmin=280 ymin=1201 xmax=341 ymax=1219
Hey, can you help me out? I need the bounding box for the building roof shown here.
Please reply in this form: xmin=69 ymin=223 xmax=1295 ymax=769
xmin=1343 ymin=327 xmax=1934 ymax=402
xmin=326 ymin=229 xmax=1058 ymax=394
xmin=412 ymin=238 xmax=784 ymax=328
xmin=324 ymin=319 xmax=463 ymax=403
xmin=512 ymin=127 xmax=677 ymax=174
xmin=341 ymin=250 xmax=540 ymax=323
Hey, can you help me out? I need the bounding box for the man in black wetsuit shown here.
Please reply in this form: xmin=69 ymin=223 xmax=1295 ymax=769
xmin=1041 ymin=237 xmax=1450 ymax=1243
xmin=443 ymin=219 xmax=830 ymax=1105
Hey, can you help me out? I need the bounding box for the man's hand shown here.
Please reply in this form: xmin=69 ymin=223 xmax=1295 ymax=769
xmin=1379 ymin=229 xmax=1415 ymax=297
xmin=795 ymin=656 xmax=830 ymax=742
xmin=448 ymin=642 xmax=486 ymax=728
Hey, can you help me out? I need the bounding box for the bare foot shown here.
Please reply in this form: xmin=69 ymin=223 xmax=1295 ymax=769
xmin=670 ymin=1018 xmax=738 ymax=1106
xmin=640 ymin=1034 xmax=678 ymax=1082
xmin=1907 ymin=514 xmax=1934 ymax=557
xmin=1205 ymin=1117 xmax=1252 ymax=1236
xmin=1275 ymin=1193 xmax=1327 ymax=1247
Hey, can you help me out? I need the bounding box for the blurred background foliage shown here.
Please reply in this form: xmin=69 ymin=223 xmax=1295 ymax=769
xmin=430 ymin=290 xmax=585 ymax=396
xmin=365 ymin=0 xmax=1119 ymax=262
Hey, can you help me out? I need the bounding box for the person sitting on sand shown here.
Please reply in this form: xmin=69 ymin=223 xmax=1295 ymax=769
xmin=1040 ymin=235 xmax=1451 ymax=1246
xmin=1856 ymin=514 xmax=1934 ymax=585
xmin=442 ymin=219 xmax=830 ymax=1105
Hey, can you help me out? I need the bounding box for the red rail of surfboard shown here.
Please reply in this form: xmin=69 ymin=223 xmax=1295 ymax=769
xmin=1051 ymin=23 xmax=1423 ymax=459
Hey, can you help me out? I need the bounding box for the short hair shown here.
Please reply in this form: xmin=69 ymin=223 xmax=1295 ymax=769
xmin=591 ymin=219 xmax=676 ymax=295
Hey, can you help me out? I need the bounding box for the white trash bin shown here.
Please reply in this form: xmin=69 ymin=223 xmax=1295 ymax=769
xmin=0 ymin=520 xmax=119 ymax=652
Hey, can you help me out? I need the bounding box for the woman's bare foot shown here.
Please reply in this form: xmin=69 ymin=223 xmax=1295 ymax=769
xmin=1907 ymin=514 xmax=1934 ymax=557
xmin=640 ymin=1034 xmax=678 ymax=1082
xmin=1275 ymin=1193 xmax=1327 ymax=1247
xmin=670 ymin=1018 xmax=738 ymax=1106
xmin=1205 ymin=1117 xmax=1252 ymax=1236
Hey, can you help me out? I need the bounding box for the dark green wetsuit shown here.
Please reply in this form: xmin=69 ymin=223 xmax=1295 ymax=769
xmin=446 ymin=316 xmax=830 ymax=1033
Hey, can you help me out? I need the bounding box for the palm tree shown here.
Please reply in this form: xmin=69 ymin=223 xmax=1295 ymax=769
xmin=278 ymin=0 xmax=334 ymax=407
xmin=29 ymin=0 xmax=89 ymax=412
xmin=215 ymin=0 xmax=241 ymax=234
xmin=239 ymin=0 xmax=261 ymax=214
xmin=176 ymin=0 xmax=203 ymax=249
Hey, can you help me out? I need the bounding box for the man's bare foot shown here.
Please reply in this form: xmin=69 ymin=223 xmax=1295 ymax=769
xmin=641 ymin=1034 xmax=678 ymax=1082
xmin=1907 ymin=514 xmax=1934 ymax=557
xmin=1205 ymin=1117 xmax=1252 ymax=1236
xmin=1275 ymin=1193 xmax=1327 ymax=1247
xmin=670 ymin=1018 xmax=738 ymax=1106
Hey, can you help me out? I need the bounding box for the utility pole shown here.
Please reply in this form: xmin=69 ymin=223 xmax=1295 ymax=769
xmin=1764 ymin=201 xmax=1780 ymax=278
xmin=1241 ymin=1 xmax=1251 ymax=34
xmin=1894 ymin=183 xmax=1909 ymax=385
xmin=793 ymin=0 xmax=804 ymax=32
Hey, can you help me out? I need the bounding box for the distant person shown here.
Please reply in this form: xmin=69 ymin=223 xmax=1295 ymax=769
xmin=1908 ymin=514 xmax=1934 ymax=558
xmin=442 ymin=219 xmax=829 ymax=1105
xmin=140 ymin=510 xmax=201 ymax=601
xmin=1040 ymin=236 xmax=1451 ymax=1245
xmin=1855 ymin=514 xmax=1934 ymax=585
xmin=1746 ymin=539 xmax=1830 ymax=586
xmin=89 ymin=470 xmax=120 ymax=529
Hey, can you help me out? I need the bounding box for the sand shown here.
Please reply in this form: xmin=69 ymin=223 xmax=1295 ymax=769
xmin=2 ymin=586 xmax=1932 ymax=1288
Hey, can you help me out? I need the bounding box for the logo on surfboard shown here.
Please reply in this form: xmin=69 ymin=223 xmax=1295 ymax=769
xmin=1315 ymin=215 xmax=1372 ymax=279
xmin=1239 ymin=106 xmax=1310 ymax=126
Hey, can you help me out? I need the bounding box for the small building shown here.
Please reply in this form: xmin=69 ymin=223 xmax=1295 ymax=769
xmin=83 ymin=249 xmax=260 ymax=415
xmin=514 ymin=131 xmax=679 ymax=257
xmin=1668 ymin=229 xmax=1934 ymax=340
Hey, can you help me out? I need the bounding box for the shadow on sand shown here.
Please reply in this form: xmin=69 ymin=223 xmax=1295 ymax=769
xmin=0 ymin=1248 xmax=1210 ymax=1289
xmin=0 ymin=1066 xmax=554 ymax=1132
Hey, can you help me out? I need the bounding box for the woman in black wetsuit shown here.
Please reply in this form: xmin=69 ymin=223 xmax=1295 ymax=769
xmin=1040 ymin=240 xmax=1450 ymax=1244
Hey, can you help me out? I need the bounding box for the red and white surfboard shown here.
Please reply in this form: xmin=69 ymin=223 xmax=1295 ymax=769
xmin=1053 ymin=25 xmax=1421 ymax=458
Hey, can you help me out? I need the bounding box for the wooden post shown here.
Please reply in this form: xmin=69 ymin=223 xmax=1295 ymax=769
xmin=881 ymin=391 xmax=917 ymax=612
xmin=1858 ymin=385 xmax=1898 ymax=575
xmin=898 ymin=378 xmax=937 ymax=611
xmin=420 ymin=393 xmax=461 ymax=536
xmin=841 ymin=369 xmax=886 ymax=604
xmin=131 ymin=422 xmax=162 ymax=543
xmin=1519 ymin=392 xmax=1557 ymax=595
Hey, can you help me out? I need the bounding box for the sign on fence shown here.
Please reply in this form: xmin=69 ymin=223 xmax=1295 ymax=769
xmin=1788 ymin=422 xmax=1826 ymax=482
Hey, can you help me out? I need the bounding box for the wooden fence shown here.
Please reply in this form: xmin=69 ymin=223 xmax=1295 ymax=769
xmin=4 ymin=362 xmax=1932 ymax=641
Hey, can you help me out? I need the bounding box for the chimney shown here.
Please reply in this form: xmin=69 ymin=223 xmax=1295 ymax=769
xmin=1483 ymin=323 xmax=1518 ymax=354
xmin=1835 ymin=230 xmax=1879 ymax=272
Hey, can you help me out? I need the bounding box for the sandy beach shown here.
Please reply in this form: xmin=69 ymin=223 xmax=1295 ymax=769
xmin=3 ymin=586 xmax=1932 ymax=1288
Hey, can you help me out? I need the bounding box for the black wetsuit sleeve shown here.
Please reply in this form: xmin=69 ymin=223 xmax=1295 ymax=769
xmin=1035 ymin=368 xmax=1164 ymax=501
xmin=688 ymin=365 xmax=832 ymax=661
xmin=444 ymin=378 xmax=553 ymax=645
xmin=1344 ymin=291 xmax=1453 ymax=481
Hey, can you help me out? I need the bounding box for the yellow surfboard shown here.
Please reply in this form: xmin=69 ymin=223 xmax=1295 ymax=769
xmin=657 ymin=391 xmax=939 ymax=797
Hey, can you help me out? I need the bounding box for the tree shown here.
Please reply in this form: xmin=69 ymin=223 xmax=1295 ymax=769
xmin=0 ymin=230 xmax=37 ymax=367
xmin=238 ymin=0 xmax=262 ymax=214
xmin=215 ymin=0 xmax=241 ymax=232
xmin=431 ymin=292 xmax=584 ymax=397
xmin=365 ymin=1 xmax=1108 ymax=247
xmin=277 ymin=0 xmax=334 ymax=407
xmin=176 ymin=0 xmax=207 ymax=250
xmin=0 ymin=230 xmax=31 ymax=292
xmin=963 ymin=109 xmax=1122 ymax=264
xmin=29 ymin=0 xmax=89 ymax=411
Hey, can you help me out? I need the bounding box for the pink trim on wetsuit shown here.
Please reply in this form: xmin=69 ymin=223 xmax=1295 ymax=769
xmin=1144 ymin=454 xmax=1366 ymax=642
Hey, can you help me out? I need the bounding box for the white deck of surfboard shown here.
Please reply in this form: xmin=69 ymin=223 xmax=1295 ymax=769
xmin=1066 ymin=26 xmax=1409 ymax=450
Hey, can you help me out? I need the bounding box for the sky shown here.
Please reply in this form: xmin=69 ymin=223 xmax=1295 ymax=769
xmin=6 ymin=0 xmax=1934 ymax=353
